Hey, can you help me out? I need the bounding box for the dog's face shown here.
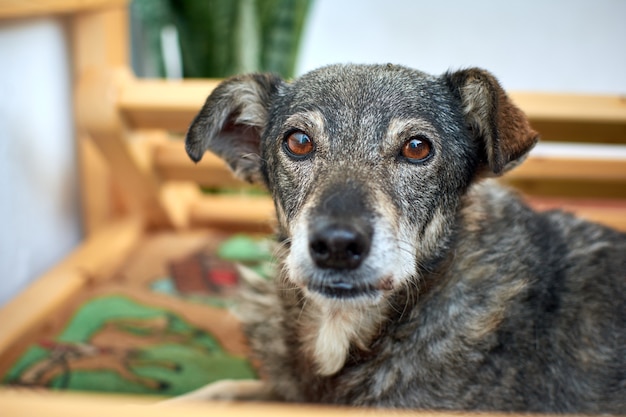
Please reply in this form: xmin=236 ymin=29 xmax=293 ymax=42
xmin=261 ymin=66 xmax=480 ymax=305
xmin=187 ymin=64 xmax=538 ymax=307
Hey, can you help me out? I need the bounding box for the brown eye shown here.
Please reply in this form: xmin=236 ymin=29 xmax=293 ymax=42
xmin=284 ymin=130 xmax=314 ymax=158
xmin=401 ymin=137 xmax=432 ymax=162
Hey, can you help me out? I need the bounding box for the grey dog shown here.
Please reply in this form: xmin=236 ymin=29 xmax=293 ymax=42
xmin=181 ymin=64 xmax=625 ymax=413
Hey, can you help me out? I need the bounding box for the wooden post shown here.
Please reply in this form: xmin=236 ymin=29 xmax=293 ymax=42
xmin=72 ymin=4 xmax=181 ymax=229
xmin=71 ymin=3 xmax=131 ymax=234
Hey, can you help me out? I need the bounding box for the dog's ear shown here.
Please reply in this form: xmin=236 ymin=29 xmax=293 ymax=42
xmin=185 ymin=73 xmax=284 ymax=184
xmin=444 ymin=68 xmax=539 ymax=175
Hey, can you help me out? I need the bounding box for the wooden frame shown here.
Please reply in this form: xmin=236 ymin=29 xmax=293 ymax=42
xmin=0 ymin=1 xmax=625 ymax=414
xmin=4 ymin=389 xmax=508 ymax=417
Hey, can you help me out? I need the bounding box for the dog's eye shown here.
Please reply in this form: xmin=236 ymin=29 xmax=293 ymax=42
xmin=401 ymin=137 xmax=432 ymax=163
xmin=284 ymin=130 xmax=315 ymax=158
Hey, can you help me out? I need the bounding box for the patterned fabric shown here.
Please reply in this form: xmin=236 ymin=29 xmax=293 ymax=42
xmin=2 ymin=233 xmax=273 ymax=397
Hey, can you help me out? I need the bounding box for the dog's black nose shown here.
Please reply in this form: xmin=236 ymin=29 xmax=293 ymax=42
xmin=309 ymin=222 xmax=371 ymax=270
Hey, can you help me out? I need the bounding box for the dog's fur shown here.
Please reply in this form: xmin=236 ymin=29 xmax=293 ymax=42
xmin=183 ymin=64 xmax=626 ymax=413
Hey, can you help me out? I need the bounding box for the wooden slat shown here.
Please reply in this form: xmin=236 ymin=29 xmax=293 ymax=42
xmin=190 ymin=195 xmax=274 ymax=232
xmin=525 ymin=120 xmax=626 ymax=144
xmin=153 ymin=140 xmax=254 ymax=188
xmin=506 ymin=156 xmax=626 ymax=182
xmin=119 ymin=79 xmax=221 ymax=132
xmin=510 ymin=93 xmax=626 ymax=144
xmin=502 ymin=179 xmax=626 ymax=200
xmin=510 ymin=92 xmax=626 ymax=124
xmin=0 ymin=389 xmax=516 ymax=417
xmin=502 ymin=142 xmax=626 ymax=199
xmin=0 ymin=0 xmax=127 ymax=19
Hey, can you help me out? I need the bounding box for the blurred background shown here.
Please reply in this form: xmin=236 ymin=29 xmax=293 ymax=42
xmin=0 ymin=0 xmax=625 ymax=306
xmin=130 ymin=0 xmax=626 ymax=93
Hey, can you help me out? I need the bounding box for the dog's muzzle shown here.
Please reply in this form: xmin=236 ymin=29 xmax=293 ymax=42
xmin=305 ymin=218 xmax=378 ymax=299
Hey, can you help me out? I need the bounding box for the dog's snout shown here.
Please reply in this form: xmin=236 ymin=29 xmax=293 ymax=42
xmin=309 ymin=223 xmax=371 ymax=270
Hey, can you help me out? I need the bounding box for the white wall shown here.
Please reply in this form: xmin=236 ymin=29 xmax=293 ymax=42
xmin=297 ymin=0 xmax=626 ymax=94
xmin=0 ymin=18 xmax=81 ymax=306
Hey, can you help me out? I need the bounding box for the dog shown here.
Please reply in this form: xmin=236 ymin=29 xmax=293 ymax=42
xmin=179 ymin=64 xmax=626 ymax=413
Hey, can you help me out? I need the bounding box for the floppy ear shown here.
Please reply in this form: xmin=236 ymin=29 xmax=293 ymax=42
xmin=185 ymin=73 xmax=284 ymax=184
xmin=444 ymin=68 xmax=539 ymax=175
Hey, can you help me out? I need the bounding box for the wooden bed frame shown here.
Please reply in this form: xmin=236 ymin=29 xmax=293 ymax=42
xmin=1 ymin=1 xmax=625 ymax=415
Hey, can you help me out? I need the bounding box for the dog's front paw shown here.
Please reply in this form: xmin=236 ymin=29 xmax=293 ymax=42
xmin=162 ymin=379 xmax=271 ymax=404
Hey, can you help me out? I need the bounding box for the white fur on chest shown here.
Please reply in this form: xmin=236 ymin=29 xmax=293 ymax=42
xmin=304 ymin=298 xmax=386 ymax=376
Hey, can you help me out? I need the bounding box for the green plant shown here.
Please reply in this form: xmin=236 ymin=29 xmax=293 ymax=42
xmin=132 ymin=0 xmax=313 ymax=78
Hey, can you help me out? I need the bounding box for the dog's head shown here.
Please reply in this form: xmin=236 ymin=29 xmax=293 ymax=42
xmin=187 ymin=64 xmax=538 ymax=306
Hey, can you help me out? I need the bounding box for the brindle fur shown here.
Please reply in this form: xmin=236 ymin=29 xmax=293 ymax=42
xmin=183 ymin=64 xmax=625 ymax=413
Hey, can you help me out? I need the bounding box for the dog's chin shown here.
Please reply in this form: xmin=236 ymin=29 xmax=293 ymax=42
xmin=303 ymin=275 xmax=394 ymax=305
xmin=307 ymin=281 xmax=380 ymax=300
